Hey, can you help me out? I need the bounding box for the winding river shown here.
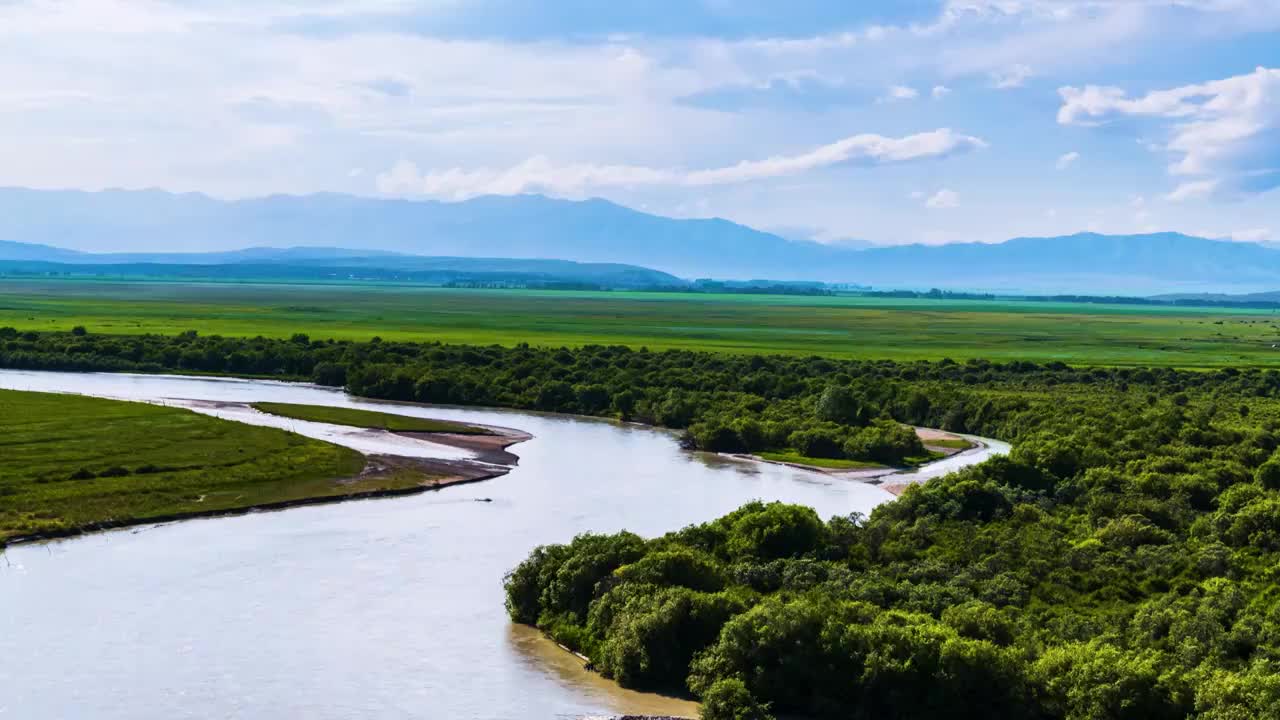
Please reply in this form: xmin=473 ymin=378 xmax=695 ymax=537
xmin=0 ymin=370 xmax=1009 ymax=719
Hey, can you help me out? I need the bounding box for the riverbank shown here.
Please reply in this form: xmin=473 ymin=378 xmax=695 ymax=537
xmin=730 ymin=426 xmax=998 ymax=495
xmin=0 ymin=392 xmax=532 ymax=548
xmin=3 ymin=460 xmax=507 ymax=547
xmin=0 ymin=369 xmax=893 ymax=719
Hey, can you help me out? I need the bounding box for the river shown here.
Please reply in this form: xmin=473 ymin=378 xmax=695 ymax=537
xmin=0 ymin=370 xmax=1008 ymax=719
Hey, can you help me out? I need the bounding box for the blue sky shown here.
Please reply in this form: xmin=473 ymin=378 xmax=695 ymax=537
xmin=2 ymin=0 xmax=1279 ymax=246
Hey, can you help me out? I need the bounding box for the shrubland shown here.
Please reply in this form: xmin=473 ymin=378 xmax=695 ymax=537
xmin=505 ymin=382 xmax=1280 ymax=719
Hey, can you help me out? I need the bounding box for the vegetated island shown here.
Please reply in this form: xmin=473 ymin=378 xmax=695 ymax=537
xmin=250 ymin=401 xmax=530 ymax=465
xmin=746 ymin=426 xmax=974 ymax=478
xmin=0 ymin=391 xmax=527 ymax=547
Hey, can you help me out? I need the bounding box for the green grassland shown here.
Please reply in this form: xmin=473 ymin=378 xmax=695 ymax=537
xmin=926 ymin=437 xmax=975 ymax=450
xmin=0 ymin=390 xmax=439 ymax=543
xmin=756 ymin=451 xmax=885 ymax=470
xmin=2 ymin=278 xmax=1279 ymax=366
xmin=252 ymin=402 xmax=492 ymax=434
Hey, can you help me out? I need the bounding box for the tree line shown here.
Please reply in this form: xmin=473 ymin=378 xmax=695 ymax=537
xmin=3 ymin=326 xmax=1278 ymax=466
xmin=506 ymin=385 xmax=1280 ymax=719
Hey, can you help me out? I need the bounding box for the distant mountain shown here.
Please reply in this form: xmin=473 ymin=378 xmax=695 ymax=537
xmin=1155 ymin=290 xmax=1280 ymax=303
xmin=1 ymin=188 xmax=1279 ymax=293
xmin=0 ymin=244 xmax=684 ymax=289
xmin=847 ymin=233 xmax=1280 ymax=294
xmin=0 ymin=241 xmax=405 ymax=266
xmin=0 ymin=188 xmax=807 ymax=279
xmin=0 ymin=240 xmax=88 ymax=262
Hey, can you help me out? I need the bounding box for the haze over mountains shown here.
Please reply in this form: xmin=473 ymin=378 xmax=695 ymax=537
xmin=0 ymin=187 xmax=1277 ymax=295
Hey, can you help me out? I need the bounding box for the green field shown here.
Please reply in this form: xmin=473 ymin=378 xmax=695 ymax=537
xmin=2 ymin=278 xmax=1279 ymax=366
xmin=756 ymin=451 xmax=885 ymax=470
xmin=253 ymin=402 xmax=491 ymax=434
xmin=926 ymin=438 xmax=974 ymax=450
xmin=0 ymin=390 xmax=439 ymax=543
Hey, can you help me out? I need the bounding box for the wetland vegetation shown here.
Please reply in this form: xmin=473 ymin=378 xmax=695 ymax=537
xmin=251 ymin=402 xmax=493 ymax=434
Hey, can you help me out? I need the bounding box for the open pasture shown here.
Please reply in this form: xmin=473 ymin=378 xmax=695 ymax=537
xmin=0 ymin=389 xmax=424 ymax=542
xmin=0 ymin=279 xmax=1277 ymax=367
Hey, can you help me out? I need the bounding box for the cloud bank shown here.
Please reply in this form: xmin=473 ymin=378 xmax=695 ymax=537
xmin=378 ymin=129 xmax=987 ymax=199
xmin=1059 ymin=66 xmax=1280 ymax=199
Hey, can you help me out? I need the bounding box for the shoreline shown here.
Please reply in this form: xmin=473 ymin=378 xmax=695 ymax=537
xmin=729 ymin=427 xmax=984 ymax=488
xmin=507 ymin=624 xmax=699 ymax=720
xmin=2 ymin=416 xmax=533 ymax=549
xmin=737 ymin=425 xmax=972 ymax=476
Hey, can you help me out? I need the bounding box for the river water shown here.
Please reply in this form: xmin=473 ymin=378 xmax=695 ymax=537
xmin=0 ymin=370 xmax=1007 ymax=719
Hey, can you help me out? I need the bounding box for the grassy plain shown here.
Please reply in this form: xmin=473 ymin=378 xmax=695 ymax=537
xmin=253 ymin=402 xmax=492 ymax=434
xmin=0 ymin=390 xmax=443 ymax=543
xmin=756 ymin=451 xmax=884 ymax=470
xmin=1 ymin=278 xmax=1279 ymax=366
xmin=927 ymin=438 xmax=974 ymax=450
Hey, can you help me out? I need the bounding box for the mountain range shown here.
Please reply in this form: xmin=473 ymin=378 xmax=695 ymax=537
xmin=0 ymin=187 xmax=1277 ymax=294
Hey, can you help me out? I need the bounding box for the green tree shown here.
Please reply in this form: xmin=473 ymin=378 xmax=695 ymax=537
xmin=700 ymin=678 xmax=774 ymax=720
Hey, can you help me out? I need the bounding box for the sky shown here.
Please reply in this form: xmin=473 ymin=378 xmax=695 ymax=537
xmin=2 ymin=0 xmax=1279 ymax=246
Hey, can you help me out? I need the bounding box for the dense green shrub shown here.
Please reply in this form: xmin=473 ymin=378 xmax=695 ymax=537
xmin=489 ymin=359 xmax=1280 ymax=718
xmin=700 ymin=678 xmax=774 ymax=720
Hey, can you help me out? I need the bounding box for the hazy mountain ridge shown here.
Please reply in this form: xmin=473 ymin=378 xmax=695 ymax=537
xmin=0 ymin=188 xmax=806 ymax=279
xmin=0 ymin=188 xmax=1278 ymax=293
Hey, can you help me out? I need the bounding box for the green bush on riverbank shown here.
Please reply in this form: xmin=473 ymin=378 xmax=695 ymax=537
xmin=505 ymin=376 xmax=1280 ymax=719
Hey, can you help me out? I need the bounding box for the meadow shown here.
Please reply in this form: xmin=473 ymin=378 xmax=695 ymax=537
xmin=0 ymin=390 xmax=442 ymax=543
xmin=252 ymin=402 xmax=491 ymax=434
xmin=1 ymin=278 xmax=1278 ymax=367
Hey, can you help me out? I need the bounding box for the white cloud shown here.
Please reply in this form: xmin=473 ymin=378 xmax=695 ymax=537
xmin=377 ymin=156 xmax=672 ymax=199
xmin=0 ymin=0 xmax=1277 ymax=246
xmin=1166 ymin=179 xmax=1220 ymax=202
xmin=1059 ymin=67 xmax=1280 ymax=198
xmin=1230 ymin=227 xmax=1272 ymax=242
xmin=878 ymin=85 xmax=919 ymax=103
xmin=991 ymin=64 xmax=1033 ymax=88
xmin=378 ymin=129 xmax=987 ymax=199
xmin=1055 ymin=151 xmax=1079 ymax=169
xmin=687 ymin=129 xmax=985 ymax=183
xmin=925 ymin=189 xmax=961 ymax=209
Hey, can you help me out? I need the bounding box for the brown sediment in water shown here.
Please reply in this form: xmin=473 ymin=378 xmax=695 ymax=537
xmin=917 ymin=428 xmax=975 ymax=457
xmin=507 ymin=624 xmax=699 ymax=720
xmin=397 ymin=424 xmax=533 ymax=465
